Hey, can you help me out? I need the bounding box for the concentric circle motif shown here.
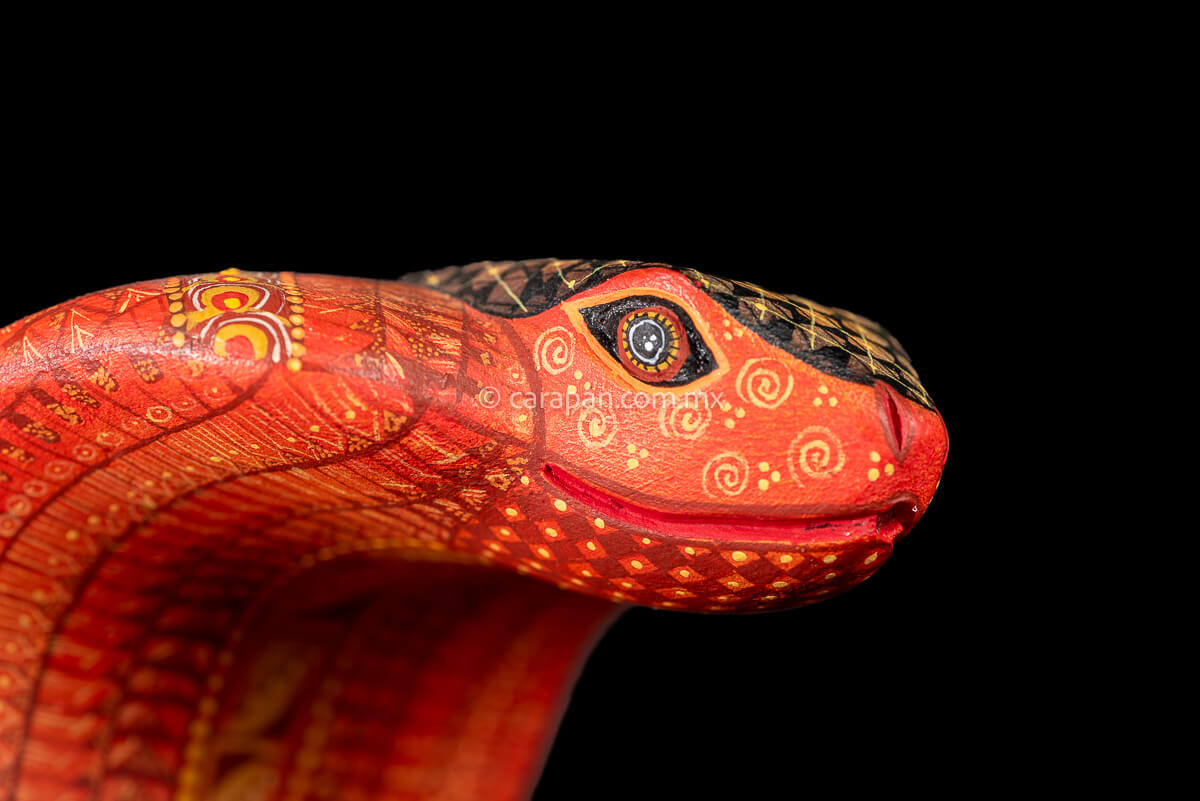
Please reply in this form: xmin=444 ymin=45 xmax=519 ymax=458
xmin=95 ymin=430 xmax=124 ymax=448
xmin=577 ymin=401 xmax=617 ymax=449
xmin=658 ymin=397 xmax=712 ymax=440
xmin=617 ymin=306 xmax=689 ymax=381
xmin=788 ymin=425 xmax=846 ymax=482
xmin=72 ymin=443 xmax=100 ymax=462
xmin=169 ymin=270 xmax=302 ymax=366
xmin=145 ymin=405 xmax=173 ymax=424
xmin=702 ymin=452 xmax=750 ymax=497
xmin=534 ymin=326 xmax=575 ymax=375
xmin=736 ymin=358 xmax=794 ymax=409
xmin=44 ymin=460 xmax=76 ymax=480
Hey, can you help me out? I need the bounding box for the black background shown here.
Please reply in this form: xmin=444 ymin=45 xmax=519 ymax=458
xmin=5 ymin=175 xmax=1062 ymax=798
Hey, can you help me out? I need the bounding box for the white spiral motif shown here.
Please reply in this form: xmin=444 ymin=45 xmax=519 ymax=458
xmin=533 ymin=326 xmax=574 ymax=375
xmin=577 ymin=402 xmax=617 ymax=449
xmin=702 ymin=452 xmax=750 ymax=497
xmin=788 ymin=425 xmax=846 ymax=482
xmin=658 ymin=399 xmax=712 ymax=440
xmin=736 ymin=358 xmax=794 ymax=409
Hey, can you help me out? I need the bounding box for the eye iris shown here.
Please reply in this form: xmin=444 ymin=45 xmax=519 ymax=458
xmin=617 ymin=307 xmax=688 ymax=380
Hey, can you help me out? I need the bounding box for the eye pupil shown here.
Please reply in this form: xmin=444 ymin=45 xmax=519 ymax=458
xmin=628 ymin=318 xmax=667 ymax=362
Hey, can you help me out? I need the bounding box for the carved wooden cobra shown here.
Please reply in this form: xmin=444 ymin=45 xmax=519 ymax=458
xmin=0 ymin=260 xmax=947 ymax=800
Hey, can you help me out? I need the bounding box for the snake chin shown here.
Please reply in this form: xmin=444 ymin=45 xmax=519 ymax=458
xmin=541 ymin=463 xmax=920 ymax=547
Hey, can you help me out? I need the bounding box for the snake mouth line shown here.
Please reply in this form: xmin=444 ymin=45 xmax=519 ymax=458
xmin=541 ymin=463 xmax=919 ymax=546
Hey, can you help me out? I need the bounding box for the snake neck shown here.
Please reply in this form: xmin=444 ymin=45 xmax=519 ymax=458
xmin=170 ymin=557 xmax=620 ymax=801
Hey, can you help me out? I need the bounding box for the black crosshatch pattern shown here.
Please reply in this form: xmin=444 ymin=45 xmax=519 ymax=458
xmin=6 ymin=208 xmax=1052 ymax=800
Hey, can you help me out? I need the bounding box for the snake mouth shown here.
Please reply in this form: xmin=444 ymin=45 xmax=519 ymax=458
xmin=541 ymin=463 xmax=919 ymax=546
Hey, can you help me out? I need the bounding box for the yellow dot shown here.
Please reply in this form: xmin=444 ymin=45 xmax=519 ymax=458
xmin=757 ymin=479 xmax=769 ymax=491
xmin=170 ymin=313 xmax=187 ymax=327
xmin=684 ymin=546 xmax=696 ymax=555
xmin=594 ymin=518 xmax=606 ymax=529
xmin=680 ymin=569 xmax=691 ymax=578
xmin=65 ymin=529 xmax=79 ymax=541
xmin=829 ymin=398 xmax=838 ymax=407
xmin=772 ymin=581 xmax=788 ymax=589
xmin=868 ymin=468 xmax=880 ymax=481
xmin=823 ymin=554 xmax=837 ymax=564
xmin=574 ymin=370 xmax=583 ymax=379
xmin=567 ymin=384 xmax=577 ymax=394
xmin=517 ymin=413 xmax=528 ymax=422
xmin=520 ymin=475 xmax=530 ymax=485
xmin=864 ymin=553 xmax=879 ymax=565
xmin=627 ymin=443 xmax=637 ymax=453
xmin=638 ymin=448 xmax=648 ymax=458
xmin=582 ymin=569 xmax=594 ymax=577
xmin=290 ymin=314 xmax=305 ymax=326
xmin=627 ymin=458 xmax=639 ymax=469
xmin=770 ymin=470 xmax=781 ymax=482
xmin=545 ymin=527 xmax=558 ymax=537
xmin=731 ymin=551 xmax=748 ymax=562
xmin=734 ymin=407 xmax=745 ymax=418
xmin=825 ymin=572 xmax=838 ymax=580
xmin=630 ymin=560 xmax=644 ymax=570
xmin=758 ymin=462 xmax=769 ymax=472
xmin=641 ymin=537 xmax=651 ymax=544
xmin=586 ymin=541 xmax=597 ymax=551
xmin=819 ymin=385 xmax=828 ymax=394
xmin=168 ymin=301 xmax=183 ymax=313
xmin=171 ymin=331 xmax=186 ymax=346
xmin=343 ymin=410 xmax=356 ymax=420
xmin=291 ymin=328 xmax=305 ymax=340
xmin=870 ymin=451 xmax=881 ymax=462
xmin=724 ymin=331 xmax=733 ymax=340
xmin=723 ymin=319 xmax=731 ymax=326
xmin=724 ymin=419 xmax=735 ymax=429
xmin=505 ymin=507 xmax=518 ymax=517
xmin=779 ymin=554 xmax=793 ymax=564
xmin=287 ymin=357 xmax=303 ymax=372
xmin=537 ymin=547 xmax=551 ymax=559
xmin=885 ymin=464 xmax=895 ymax=476
xmin=813 ymin=397 xmax=823 ymax=406
xmin=554 ymin=499 xmax=567 ymax=511
xmin=584 ymin=381 xmax=592 ymax=390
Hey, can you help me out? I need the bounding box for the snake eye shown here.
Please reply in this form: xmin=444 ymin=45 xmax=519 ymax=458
xmin=580 ymin=296 xmax=717 ymax=385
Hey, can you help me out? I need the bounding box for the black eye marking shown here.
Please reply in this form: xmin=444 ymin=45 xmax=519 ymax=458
xmin=579 ymin=295 xmax=717 ymax=385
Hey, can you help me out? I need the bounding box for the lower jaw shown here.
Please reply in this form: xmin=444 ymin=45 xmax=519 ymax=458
xmin=541 ymin=463 xmax=918 ymax=547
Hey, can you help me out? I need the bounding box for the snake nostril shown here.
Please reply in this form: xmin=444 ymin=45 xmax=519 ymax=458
xmin=875 ymin=381 xmax=909 ymax=459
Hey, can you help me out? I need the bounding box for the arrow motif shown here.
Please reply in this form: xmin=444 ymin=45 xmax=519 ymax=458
xmin=22 ymin=334 xmax=45 ymax=363
xmin=69 ymin=309 xmax=96 ymax=353
xmin=116 ymin=288 xmax=161 ymax=315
